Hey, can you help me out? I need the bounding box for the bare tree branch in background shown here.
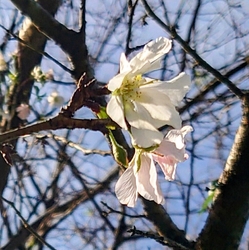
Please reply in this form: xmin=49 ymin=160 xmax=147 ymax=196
xmin=0 ymin=0 xmax=248 ymax=249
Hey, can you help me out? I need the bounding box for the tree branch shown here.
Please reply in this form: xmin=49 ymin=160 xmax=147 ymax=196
xmin=1 ymin=167 xmax=119 ymax=250
xmin=196 ymin=93 xmax=249 ymax=249
xmin=2 ymin=197 xmax=56 ymax=250
xmin=10 ymin=0 xmax=91 ymax=79
xmin=142 ymin=199 xmax=194 ymax=249
xmin=141 ymin=0 xmax=244 ymax=99
xmin=0 ymin=115 xmax=115 ymax=144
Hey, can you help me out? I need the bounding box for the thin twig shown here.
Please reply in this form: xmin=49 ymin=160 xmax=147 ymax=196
xmin=141 ymin=0 xmax=244 ymax=99
xmin=127 ymin=226 xmax=193 ymax=249
xmin=2 ymin=197 xmax=57 ymax=250
xmin=0 ymin=24 xmax=73 ymax=75
xmin=101 ymin=201 xmax=146 ymax=218
xmin=125 ymin=0 xmax=139 ymax=55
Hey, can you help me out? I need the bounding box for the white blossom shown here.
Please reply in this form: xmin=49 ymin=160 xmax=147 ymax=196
xmin=107 ymin=37 xmax=191 ymax=147
xmin=115 ymin=150 xmax=164 ymax=207
xmin=47 ymin=91 xmax=64 ymax=108
xmin=115 ymin=126 xmax=193 ymax=207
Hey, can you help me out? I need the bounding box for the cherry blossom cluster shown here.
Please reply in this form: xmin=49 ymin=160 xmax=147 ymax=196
xmin=106 ymin=37 xmax=193 ymax=207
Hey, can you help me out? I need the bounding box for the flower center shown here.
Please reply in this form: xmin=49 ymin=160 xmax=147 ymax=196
xmin=118 ymin=74 xmax=145 ymax=102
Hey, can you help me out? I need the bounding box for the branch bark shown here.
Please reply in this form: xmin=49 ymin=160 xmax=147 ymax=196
xmin=0 ymin=0 xmax=61 ymax=198
xmin=10 ymin=0 xmax=92 ymax=80
xmin=196 ymin=93 xmax=249 ymax=249
xmin=2 ymin=167 xmax=119 ymax=250
xmin=141 ymin=0 xmax=244 ymax=99
xmin=142 ymin=199 xmax=194 ymax=250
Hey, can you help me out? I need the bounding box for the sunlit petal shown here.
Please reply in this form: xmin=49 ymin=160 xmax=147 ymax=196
xmin=120 ymin=53 xmax=131 ymax=73
xmin=138 ymin=87 xmax=182 ymax=128
xmin=155 ymin=140 xmax=186 ymax=161
xmin=130 ymin=37 xmax=172 ymax=74
xmin=108 ymin=71 xmax=129 ymax=91
xmin=136 ymin=153 xmax=164 ymax=204
xmin=164 ymin=125 xmax=193 ymax=149
xmin=142 ymin=73 xmax=191 ymax=106
xmin=180 ymin=125 xmax=194 ymax=137
xmin=125 ymin=100 xmax=157 ymax=129
xmin=153 ymin=154 xmax=177 ymax=181
xmin=131 ymin=127 xmax=163 ymax=148
xmin=106 ymin=96 xmax=127 ymax=129
xmin=115 ymin=165 xmax=138 ymax=207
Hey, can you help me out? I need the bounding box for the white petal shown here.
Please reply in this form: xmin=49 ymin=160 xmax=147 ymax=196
xmin=108 ymin=71 xmax=128 ymax=91
xmin=120 ymin=53 xmax=131 ymax=73
xmin=165 ymin=126 xmax=193 ymax=149
xmin=138 ymin=87 xmax=182 ymax=128
xmin=155 ymin=140 xmax=186 ymax=162
xmin=155 ymin=126 xmax=193 ymax=161
xmin=125 ymin=97 xmax=181 ymax=130
xmin=136 ymin=153 xmax=164 ymax=204
xmin=125 ymin=100 xmax=156 ymax=129
xmin=106 ymin=96 xmax=127 ymax=129
xmin=143 ymin=73 xmax=191 ymax=106
xmin=115 ymin=164 xmax=138 ymax=207
xmin=129 ymin=37 xmax=172 ymax=74
xmin=180 ymin=125 xmax=194 ymax=137
xmin=165 ymin=130 xmax=185 ymax=150
xmin=131 ymin=126 xmax=163 ymax=148
xmin=153 ymin=154 xmax=177 ymax=181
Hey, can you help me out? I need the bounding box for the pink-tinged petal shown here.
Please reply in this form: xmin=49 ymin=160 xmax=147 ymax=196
xmin=142 ymin=73 xmax=191 ymax=106
xmin=16 ymin=104 xmax=30 ymax=120
xmin=155 ymin=139 xmax=186 ymax=162
xmin=164 ymin=125 xmax=193 ymax=150
xmin=115 ymin=165 xmax=138 ymax=207
xmin=106 ymin=95 xmax=127 ymax=130
xmin=155 ymin=126 xmax=193 ymax=162
xmin=119 ymin=53 xmax=131 ymax=73
xmin=131 ymin=127 xmax=163 ymax=148
xmin=165 ymin=130 xmax=185 ymax=150
xmin=153 ymin=154 xmax=177 ymax=181
xmin=129 ymin=37 xmax=172 ymax=75
xmin=136 ymin=153 xmax=164 ymax=204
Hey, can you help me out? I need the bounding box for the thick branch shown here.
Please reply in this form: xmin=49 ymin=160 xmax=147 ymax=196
xmin=0 ymin=115 xmax=115 ymax=144
xmin=10 ymin=0 xmax=91 ymax=79
xmin=142 ymin=199 xmax=194 ymax=249
xmin=196 ymin=93 xmax=249 ymax=249
xmin=0 ymin=0 xmax=61 ymax=198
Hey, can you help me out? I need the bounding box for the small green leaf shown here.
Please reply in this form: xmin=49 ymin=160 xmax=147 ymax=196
xmin=199 ymin=180 xmax=218 ymax=213
xmin=97 ymin=106 xmax=109 ymax=119
xmin=97 ymin=106 xmax=127 ymax=165
xmin=109 ymin=131 xmax=128 ymax=167
xmin=199 ymin=192 xmax=214 ymax=213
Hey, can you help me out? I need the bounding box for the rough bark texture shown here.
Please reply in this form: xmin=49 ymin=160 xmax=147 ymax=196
xmin=11 ymin=0 xmax=91 ymax=80
xmin=196 ymin=93 xmax=249 ymax=249
xmin=0 ymin=0 xmax=61 ymax=196
xmin=143 ymin=199 xmax=195 ymax=249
